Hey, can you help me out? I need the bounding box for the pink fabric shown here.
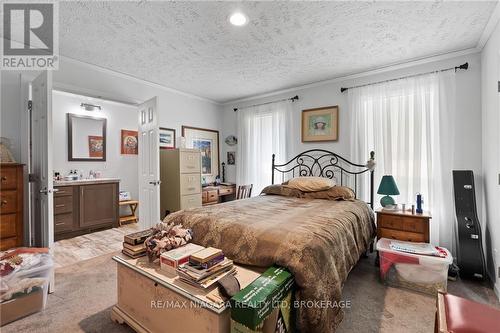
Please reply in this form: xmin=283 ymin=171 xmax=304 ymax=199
xmin=445 ymin=293 xmax=500 ymax=333
xmin=379 ymin=252 xmax=419 ymax=278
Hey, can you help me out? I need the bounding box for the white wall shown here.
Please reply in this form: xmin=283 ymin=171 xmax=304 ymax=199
xmin=53 ymin=58 xmax=223 ymax=145
xmin=222 ymin=54 xmax=483 ymax=211
xmin=1 ymin=72 xmax=22 ymax=162
xmin=481 ymin=20 xmax=500 ymax=295
xmin=52 ymin=91 xmax=139 ymax=201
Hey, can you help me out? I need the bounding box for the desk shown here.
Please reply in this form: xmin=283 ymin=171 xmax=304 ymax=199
xmin=202 ymin=184 xmax=236 ymax=206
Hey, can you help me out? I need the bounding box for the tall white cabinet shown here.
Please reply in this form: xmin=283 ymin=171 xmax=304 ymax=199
xmin=160 ymin=149 xmax=202 ymax=218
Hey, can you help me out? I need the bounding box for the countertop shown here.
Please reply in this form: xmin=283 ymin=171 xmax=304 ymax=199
xmin=54 ymin=178 xmax=120 ymax=186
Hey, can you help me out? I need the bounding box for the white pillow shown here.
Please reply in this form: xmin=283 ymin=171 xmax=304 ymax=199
xmin=285 ymin=176 xmax=336 ymax=192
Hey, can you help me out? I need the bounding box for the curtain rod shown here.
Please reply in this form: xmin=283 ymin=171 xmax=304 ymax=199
xmin=340 ymin=62 xmax=468 ymax=93
xmin=233 ymin=95 xmax=299 ymax=112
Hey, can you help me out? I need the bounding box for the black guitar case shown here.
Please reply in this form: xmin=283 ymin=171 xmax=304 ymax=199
xmin=452 ymin=170 xmax=486 ymax=279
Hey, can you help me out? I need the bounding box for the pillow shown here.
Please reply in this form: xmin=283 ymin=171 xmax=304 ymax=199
xmin=301 ymin=186 xmax=355 ymax=201
xmin=284 ymin=176 xmax=335 ymax=192
xmin=260 ymin=185 xmax=304 ymax=198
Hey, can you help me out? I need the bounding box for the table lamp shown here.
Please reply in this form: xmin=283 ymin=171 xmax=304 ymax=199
xmin=377 ymin=175 xmax=400 ymax=207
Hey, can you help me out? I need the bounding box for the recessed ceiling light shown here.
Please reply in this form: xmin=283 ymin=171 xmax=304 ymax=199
xmin=229 ymin=12 xmax=248 ymax=26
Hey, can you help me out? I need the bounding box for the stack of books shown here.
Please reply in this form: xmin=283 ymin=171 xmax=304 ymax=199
xmin=122 ymin=229 xmax=152 ymax=258
xmin=160 ymin=243 xmax=204 ymax=273
xmin=176 ymin=247 xmax=236 ymax=289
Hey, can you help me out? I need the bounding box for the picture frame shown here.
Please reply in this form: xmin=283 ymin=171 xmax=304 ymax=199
xmin=227 ymin=151 xmax=236 ymax=165
xmin=121 ymin=129 xmax=138 ymax=155
xmin=159 ymin=127 xmax=176 ymax=149
xmin=301 ymin=106 xmax=339 ymax=142
xmin=182 ymin=126 xmax=219 ymax=180
xmin=88 ymin=135 xmax=104 ymax=158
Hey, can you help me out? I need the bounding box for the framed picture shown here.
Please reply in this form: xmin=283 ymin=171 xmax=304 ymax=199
xmin=301 ymin=106 xmax=339 ymax=142
xmin=121 ymin=130 xmax=138 ymax=155
xmin=159 ymin=127 xmax=176 ymax=149
xmin=88 ymin=136 xmax=104 ymax=158
xmin=227 ymin=151 xmax=236 ymax=165
xmin=182 ymin=126 xmax=219 ymax=179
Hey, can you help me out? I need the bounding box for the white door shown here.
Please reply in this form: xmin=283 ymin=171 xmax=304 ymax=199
xmin=138 ymin=97 xmax=160 ymax=228
xmin=31 ymin=71 xmax=54 ymax=248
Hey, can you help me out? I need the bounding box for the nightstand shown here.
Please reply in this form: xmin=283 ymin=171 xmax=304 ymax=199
xmin=376 ymin=208 xmax=431 ymax=243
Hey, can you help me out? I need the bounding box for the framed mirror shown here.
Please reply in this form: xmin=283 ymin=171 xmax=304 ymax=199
xmin=67 ymin=113 xmax=107 ymax=161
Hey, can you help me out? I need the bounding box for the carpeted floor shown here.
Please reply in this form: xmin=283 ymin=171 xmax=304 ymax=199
xmin=3 ymin=252 xmax=499 ymax=333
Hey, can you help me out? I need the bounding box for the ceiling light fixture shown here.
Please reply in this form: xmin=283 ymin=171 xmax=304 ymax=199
xmin=229 ymin=12 xmax=248 ymax=26
xmin=80 ymin=103 xmax=101 ymax=111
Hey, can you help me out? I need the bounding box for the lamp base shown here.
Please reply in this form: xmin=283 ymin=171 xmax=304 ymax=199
xmin=380 ymin=195 xmax=395 ymax=207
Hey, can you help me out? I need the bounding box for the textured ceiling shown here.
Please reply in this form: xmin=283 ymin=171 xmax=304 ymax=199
xmin=59 ymin=1 xmax=497 ymax=103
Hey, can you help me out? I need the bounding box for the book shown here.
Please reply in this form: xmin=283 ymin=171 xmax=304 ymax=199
xmin=159 ymin=243 xmax=204 ymax=272
xmin=190 ymin=247 xmax=223 ymax=263
xmin=177 ymin=258 xmax=233 ymax=281
xmin=124 ymin=229 xmax=153 ymax=245
xmin=123 ymin=242 xmax=146 ymax=252
xmin=178 ymin=266 xmax=236 ymax=289
xmin=122 ymin=248 xmax=146 ymax=258
xmin=189 ymin=253 xmax=225 ymax=269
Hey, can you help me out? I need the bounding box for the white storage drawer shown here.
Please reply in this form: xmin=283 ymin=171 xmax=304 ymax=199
xmin=180 ymin=151 xmax=201 ymax=174
xmin=180 ymin=194 xmax=202 ymax=210
xmin=180 ymin=174 xmax=201 ymax=195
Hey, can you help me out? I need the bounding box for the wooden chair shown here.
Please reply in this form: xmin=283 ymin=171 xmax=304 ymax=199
xmin=236 ymin=184 xmax=253 ymax=200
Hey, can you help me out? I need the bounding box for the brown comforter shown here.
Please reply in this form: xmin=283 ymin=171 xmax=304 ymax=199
xmin=164 ymin=195 xmax=375 ymax=332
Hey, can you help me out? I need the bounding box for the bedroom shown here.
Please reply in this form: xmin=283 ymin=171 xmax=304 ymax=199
xmin=0 ymin=1 xmax=499 ymax=332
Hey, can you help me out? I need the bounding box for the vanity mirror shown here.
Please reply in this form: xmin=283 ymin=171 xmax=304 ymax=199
xmin=67 ymin=113 xmax=107 ymax=161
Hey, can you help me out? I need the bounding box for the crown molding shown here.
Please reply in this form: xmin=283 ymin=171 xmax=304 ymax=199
xmin=59 ymin=55 xmax=221 ymax=105
xmin=223 ymin=48 xmax=479 ymax=105
xmin=477 ymin=1 xmax=500 ymax=50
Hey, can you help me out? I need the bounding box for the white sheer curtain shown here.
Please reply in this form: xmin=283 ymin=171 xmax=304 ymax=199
xmin=349 ymin=71 xmax=457 ymax=252
xmin=236 ymin=101 xmax=292 ymax=195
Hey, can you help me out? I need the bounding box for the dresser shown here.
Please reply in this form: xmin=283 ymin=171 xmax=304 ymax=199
xmin=376 ymin=208 xmax=431 ymax=243
xmin=202 ymin=184 xmax=236 ymax=206
xmin=53 ymin=179 xmax=119 ymax=241
xmin=0 ymin=163 xmax=24 ymax=250
xmin=160 ymin=149 xmax=202 ymax=217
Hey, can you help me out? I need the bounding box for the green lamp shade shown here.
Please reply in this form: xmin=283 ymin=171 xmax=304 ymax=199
xmin=377 ymin=175 xmax=400 ymax=207
xmin=377 ymin=175 xmax=400 ymax=195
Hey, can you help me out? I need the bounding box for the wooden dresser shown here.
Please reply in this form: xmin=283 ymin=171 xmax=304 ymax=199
xmin=376 ymin=208 xmax=431 ymax=243
xmin=160 ymin=149 xmax=202 ymax=217
xmin=0 ymin=163 xmax=24 ymax=250
xmin=202 ymin=184 xmax=236 ymax=206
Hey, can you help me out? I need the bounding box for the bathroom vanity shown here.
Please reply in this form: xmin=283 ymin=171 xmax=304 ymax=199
xmin=53 ymin=178 xmax=119 ymax=241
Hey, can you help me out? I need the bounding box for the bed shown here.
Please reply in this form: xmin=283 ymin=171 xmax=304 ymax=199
xmin=164 ymin=150 xmax=376 ymax=332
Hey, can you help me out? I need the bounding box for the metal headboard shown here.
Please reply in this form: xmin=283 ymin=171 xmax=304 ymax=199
xmin=271 ymin=149 xmax=375 ymax=208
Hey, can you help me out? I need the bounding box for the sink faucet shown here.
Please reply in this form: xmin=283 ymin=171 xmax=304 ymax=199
xmin=89 ymin=170 xmax=95 ymax=179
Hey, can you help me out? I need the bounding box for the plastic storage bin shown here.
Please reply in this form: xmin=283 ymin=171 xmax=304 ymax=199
xmin=0 ymin=252 xmax=53 ymax=326
xmin=376 ymin=238 xmax=452 ymax=295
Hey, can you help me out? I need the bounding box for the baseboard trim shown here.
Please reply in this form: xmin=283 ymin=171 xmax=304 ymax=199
xmin=494 ymin=281 xmax=500 ymax=302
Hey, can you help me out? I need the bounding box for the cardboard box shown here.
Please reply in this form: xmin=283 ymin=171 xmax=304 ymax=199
xmin=160 ymin=243 xmax=204 ymax=272
xmin=0 ymin=287 xmax=44 ymax=326
xmin=230 ymin=266 xmax=294 ymax=333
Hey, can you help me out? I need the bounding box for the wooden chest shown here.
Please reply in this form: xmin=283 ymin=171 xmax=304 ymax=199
xmin=112 ymin=255 xmax=262 ymax=333
xmin=376 ymin=209 xmax=431 ymax=243
xmin=0 ymin=164 xmax=24 ymax=250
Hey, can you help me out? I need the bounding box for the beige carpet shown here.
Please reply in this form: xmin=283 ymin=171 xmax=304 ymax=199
xmin=3 ymin=252 xmax=498 ymax=333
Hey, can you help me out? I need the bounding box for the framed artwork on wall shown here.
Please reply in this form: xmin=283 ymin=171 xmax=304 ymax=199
xmin=301 ymin=106 xmax=339 ymax=142
xmin=88 ymin=136 xmax=104 ymax=158
xmin=182 ymin=126 xmax=219 ymax=179
xmin=159 ymin=127 xmax=176 ymax=149
xmin=121 ymin=129 xmax=138 ymax=155
xmin=227 ymin=151 xmax=236 ymax=165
